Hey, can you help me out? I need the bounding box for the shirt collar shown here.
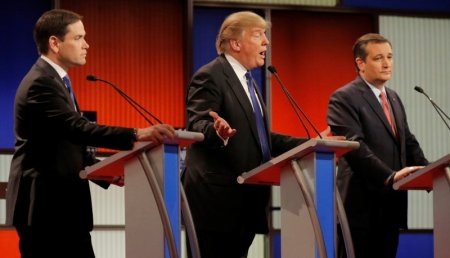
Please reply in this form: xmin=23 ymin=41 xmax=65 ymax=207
xmin=40 ymin=55 xmax=67 ymax=79
xmin=225 ymin=54 xmax=248 ymax=80
xmin=361 ymin=77 xmax=387 ymax=99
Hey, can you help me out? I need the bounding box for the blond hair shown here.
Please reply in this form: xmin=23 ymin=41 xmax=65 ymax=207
xmin=215 ymin=11 xmax=270 ymax=55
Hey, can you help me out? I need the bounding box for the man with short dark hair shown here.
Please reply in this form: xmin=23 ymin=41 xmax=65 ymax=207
xmin=327 ymin=33 xmax=428 ymax=258
xmin=6 ymin=9 xmax=175 ymax=258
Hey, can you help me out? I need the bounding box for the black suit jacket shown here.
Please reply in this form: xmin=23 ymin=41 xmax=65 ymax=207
xmin=182 ymin=55 xmax=306 ymax=233
xmin=6 ymin=58 xmax=136 ymax=232
xmin=327 ymin=76 xmax=427 ymax=229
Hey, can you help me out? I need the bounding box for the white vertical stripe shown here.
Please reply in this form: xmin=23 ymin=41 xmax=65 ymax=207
xmin=0 ymin=154 xmax=12 ymax=224
xmin=248 ymin=234 xmax=266 ymax=258
xmin=90 ymin=181 xmax=125 ymax=225
xmin=195 ymin=0 xmax=337 ymax=7
xmin=380 ymin=15 xmax=450 ymax=229
xmin=91 ymin=229 xmax=125 ymax=258
xmin=0 ymin=154 xmax=12 ymax=182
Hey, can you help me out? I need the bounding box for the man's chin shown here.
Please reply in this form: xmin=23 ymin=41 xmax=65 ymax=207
xmin=257 ymin=60 xmax=265 ymax=67
xmin=76 ymin=60 xmax=87 ymax=66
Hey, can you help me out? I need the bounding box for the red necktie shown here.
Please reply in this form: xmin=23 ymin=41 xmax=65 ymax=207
xmin=380 ymin=91 xmax=396 ymax=136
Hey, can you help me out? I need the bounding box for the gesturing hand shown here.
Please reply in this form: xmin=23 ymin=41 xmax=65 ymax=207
xmin=209 ymin=111 xmax=237 ymax=139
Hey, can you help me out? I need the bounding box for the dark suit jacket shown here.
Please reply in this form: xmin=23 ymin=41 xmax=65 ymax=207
xmin=327 ymin=76 xmax=428 ymax=229
xmin=182 ymin=55 xmax=306 ymax=234
xmin=6 ymin=58 xmax=136 ymax=233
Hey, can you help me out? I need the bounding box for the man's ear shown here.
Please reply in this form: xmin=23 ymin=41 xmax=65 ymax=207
xmin=230 ymin=39 xmax=241 ymax=51
xmin=355 ymin=57 xmax=365 ymax=72
xmin=48 ymin=36 xmax=61 ymax=53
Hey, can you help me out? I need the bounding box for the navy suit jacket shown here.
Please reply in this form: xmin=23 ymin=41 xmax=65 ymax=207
xmin=6 ymin=58 xmax=135 ymax=232
xmin=182 ymin=55 xmax=306 ymax=233
xmin=327 ymin=76 xmax=427 ymax=229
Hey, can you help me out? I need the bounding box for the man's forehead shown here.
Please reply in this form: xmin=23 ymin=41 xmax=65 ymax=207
xmin=246 ymin=26 xmax=266 ymax=33
xmin=366 ymin=42 xmax=392 ymax=53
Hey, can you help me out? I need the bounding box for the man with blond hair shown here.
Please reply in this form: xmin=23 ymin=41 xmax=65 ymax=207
xmin=182 ymin=11 xmax=306 ymax=258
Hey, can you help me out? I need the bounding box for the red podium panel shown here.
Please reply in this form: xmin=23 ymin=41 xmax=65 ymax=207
xmin=394 ymin=153 xmax=450 ymax=258
xmin=238 ymin=139 xmax=358 ymax=185
xmin=394 ymin=154 xmax=450 ymax=191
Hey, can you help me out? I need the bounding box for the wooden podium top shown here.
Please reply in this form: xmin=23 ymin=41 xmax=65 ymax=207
xmin=79 ymin=130 xmax=203 ymax=180
xmin=237 ymin=139 xmax=359 ymax=185
xmin=393 ymin=153 xmax=450 ymax=191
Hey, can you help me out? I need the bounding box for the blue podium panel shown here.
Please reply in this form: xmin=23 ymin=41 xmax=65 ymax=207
xmin=315 ymin=152 xmax=336 ymax=258
xmin=163 ymin=144 xmax=181 ymax=258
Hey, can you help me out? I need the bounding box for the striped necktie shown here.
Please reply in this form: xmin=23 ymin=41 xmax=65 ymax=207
xmin=380 ymin=91 xmax=397 ymax=136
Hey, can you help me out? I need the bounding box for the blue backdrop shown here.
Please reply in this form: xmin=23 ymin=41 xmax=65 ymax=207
xmin=342 ymin=0 xmax=450 ymax=12
xmin=0 ymin=1 xmax=52 ymax=149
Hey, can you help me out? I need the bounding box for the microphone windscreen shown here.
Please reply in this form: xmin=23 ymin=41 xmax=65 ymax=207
xmin=267 ymin=66 xmax=277 ymax=74
xmin=414 ymin=86 xmax=424 ymax=93
xmin=86 ymin=75 xmax=97 ymax=81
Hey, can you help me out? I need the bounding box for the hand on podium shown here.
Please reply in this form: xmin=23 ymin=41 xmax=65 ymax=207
xmin=394 ymin=166 xmax=425 ymax=183
xmin=135 ymin=124 xmax=176 ymax=144
xmin=385 ymin=166 xmax=425 ymax=186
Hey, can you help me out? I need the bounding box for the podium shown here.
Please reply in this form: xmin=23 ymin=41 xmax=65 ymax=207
xmin=80 ymin=130 xmax=204 ymax=258
xmin=238 ymin=139 xmax=359 ymax=258
xmin=393 ymin=153 xmax=450 ymax=258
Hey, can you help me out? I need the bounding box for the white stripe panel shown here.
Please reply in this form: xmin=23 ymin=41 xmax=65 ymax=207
xmin=91 ymin=229 xmax=125 ymax=258
xmin=195 ymin=0 xmax=337 ymax=7
xmin=248 ymin=234 xmax=266 ymax=258
xmin=90 ymin=181 xmax=125 ymax=225
xmin=0 ymin=154 xmax=12 ymax=224
xmin=0 ymin=154 xmax=11 ymax=182
xmin=380 ymin=15 xmax=450 ymax=229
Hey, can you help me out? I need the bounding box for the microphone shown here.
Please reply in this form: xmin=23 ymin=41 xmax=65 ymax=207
xmin=414 ymin=86 xmax=450 ymax=131
xmin=267 ymin=65 xmax=322 ymax=139
xmin=86 ymin=75 xmax=163 ymax=125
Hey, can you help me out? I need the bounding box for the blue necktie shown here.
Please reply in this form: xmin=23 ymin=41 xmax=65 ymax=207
xmin=62 ymin=75 xmax=76 ymax=107
xmin=245 ymin=72 xmax=271 ymax=162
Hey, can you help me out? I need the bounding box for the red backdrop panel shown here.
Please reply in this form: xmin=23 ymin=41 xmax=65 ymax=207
xmin=60 ymin=0 xmax=185 ymax=129
xmin=271 ymin=11 xmax=375 ymax=137
xmin=0 ymin=229 xmax=20 ymax=258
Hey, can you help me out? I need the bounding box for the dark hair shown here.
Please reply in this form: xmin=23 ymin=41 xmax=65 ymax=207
xmin=34 ymin=9 xmax=83 ymax=55
xmin=352 ymin=33 xmax=392 ymax=71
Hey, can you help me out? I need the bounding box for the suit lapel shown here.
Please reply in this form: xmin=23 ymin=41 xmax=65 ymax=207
xmin=56 ymin=76 xmax=79 ymax=112
xmin=37 ymin=58 xmax=79 ymax=112
xmin=219 ymin=56 xmax=262 ymax=147
xmin=358 ymin=78 xmax=397 ymax=139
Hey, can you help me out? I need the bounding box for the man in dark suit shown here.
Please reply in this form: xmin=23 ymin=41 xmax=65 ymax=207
xmin=327 ymin=33 xmax=428 ymax=258
xmin=182 ymin=11 xmax=307 ymax=258
xmin=6 ymin=9 xmax=175 ymax=258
